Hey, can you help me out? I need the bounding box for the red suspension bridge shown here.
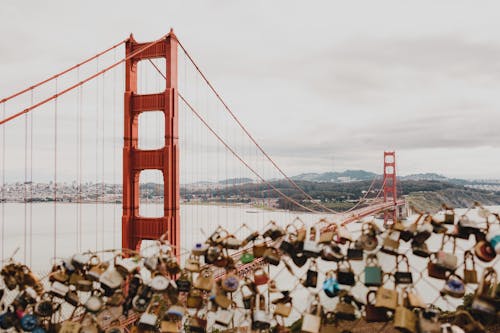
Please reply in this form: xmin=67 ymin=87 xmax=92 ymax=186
xmin=0 ymin=30 xmax=405 ymax=263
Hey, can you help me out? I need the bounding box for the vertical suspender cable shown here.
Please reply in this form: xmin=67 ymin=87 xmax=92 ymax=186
xmin=29 ymin=89 xmax=33 ymax=266
xmin=1 ymin=103 xmax=5 ymax=261
xmin=102 ymin=72 xmax=105 ymax=252
xmin=112 ymin=49 xmax=117 ymax=249
xmin=95 ymin=58 xmax=99 ymax=251
xmin=53 ymin=78 xmax=58 ymax=262
xmin=76 ymin=67 xmax=80 ymax=252
xmin=24 ymin=97 xmax=28 ymax=263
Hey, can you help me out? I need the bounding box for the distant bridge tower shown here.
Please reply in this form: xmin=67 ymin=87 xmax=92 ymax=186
xmin=383 ymin=151 xmax=398 ymax=226
xmin=122 ymin=31 xmax=180 ymax=252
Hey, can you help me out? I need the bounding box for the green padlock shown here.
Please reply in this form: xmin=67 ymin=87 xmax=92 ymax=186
xmin=364 ymin=253 xmax=383 ymax=287
xmin=240 ymin=251 xmax=254 ymax=264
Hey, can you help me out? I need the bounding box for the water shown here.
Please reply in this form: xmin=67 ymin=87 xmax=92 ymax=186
xmin=0 ymin=203 xmax=498 ymax=318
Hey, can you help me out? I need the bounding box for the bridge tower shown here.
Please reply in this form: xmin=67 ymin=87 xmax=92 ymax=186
xmin=383 ymin=151 xmax=398 ymax=226
xmin=122 ymin=31 xmax=180 ymax=252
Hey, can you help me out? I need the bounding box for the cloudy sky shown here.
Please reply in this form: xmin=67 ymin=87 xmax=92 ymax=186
xmin=1 ymin=1 xmax=500 ymax=180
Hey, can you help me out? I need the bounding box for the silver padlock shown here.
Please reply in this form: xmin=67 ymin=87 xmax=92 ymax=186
xmin=150 ymin=274 xmax=170 ymax=293
xmin=114 ymin=256 xmax=139 ymax=276
xmin=138 ymin=301 xmax=161 ymax=330
xmin=303 ymin=226 xmax=321 ymax=258
xmin=302 ymin=296 xmax=322 ymax=333
xmin=252 ymin=294 xmax=272 ymax=330
xmin=215 ymin=309 xmax=233 ymax=327
xmin=100 ymin=266 xmax=124 ymax=291
xmin=50 ymin=281 xmax=69 ymax=298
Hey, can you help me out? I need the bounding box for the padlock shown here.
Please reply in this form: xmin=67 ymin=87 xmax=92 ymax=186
xmin=301 ymin=296 xmax=322 ymax=333
xmin=486 ymin=229 xmax=500 ymax=254
xmin=443 ymin=205 xmax=455 ymax=224
xmin=241 ymin=282 xmax=255 ymax=309
xmin=395 ymin=254 xmax=413 ymax=285
xmin=252 ymin=294 xmax=272 ymax=330
xmin=474 ymin=240 xmax=496 ymax=263
xmin=34 ymin=293 xmax=55 ymax=317
xmin=240 ymin=251 xmax=254 ymax=264
xmin=427 ymin=253 xmax=448 ymax=280
xmin=166 ymin=304 xmax=185 ymax=320
xmin=263 ymin=247 xmax=281 ymax=266
xmin=59 ymin=321 xmax=82 ymax=333
xmin=253 ymin=267 xmax=269 ymax=286
xmin=175 ymin=270 xmax=192 ymax=292
xmin=160 ymin=319 xmax=180 ymax=333
xmin=186 ymin=289 xmax=203 ymax=309
xmin=138 ymin=300 xmax=162 ymax=330
xmin=132 ymin=285 xmax=152 ymax=313
xmin=99 ymin=265 xmax=124 ymax=295
xmin=412 ymin=239 xmax=431 ymax=258
xmin=393 ymin=220 xmax=413 ymax=242
xmin=49 ymin=265 xmax=69 ymax=284
xmin=65 ymin=289 xmax=80 ymax=307
xmin=381 ymin=229 xmax=400 ymax=255
xmin=86 ymin=259 xmax=109 ymax=281
xmin=85 ymin=290 xmax=104 ymax=314
xmin=322 ymin=270 xmax=341 ymax=298
xmin=193 ymin=268 xmax=214 ymax=291
xmin=440 ymin=273 xmax=465 ymax=298
xmin=303 ymin=226 xmax=321 ymax=258
xmin=364 ymin=253 xmax=383 ymax=287
xmin=375 ymin=273 xmax=398 ymax=310
xmin=50 ymin=280 xmax=69 ymax=298
xmin=21 ymin=265 xmax=44 ymax=295
xmin=221 ymin=272 xmax=239 ymax=293
xmin=355 ymin=222 xmax=378 ymax=251
xmin=0 ymin=306 xmax=17 ymax=330
xmin=475 ymin=267 xmax=497 ymax=302
xmin=19 ymin=308 xmax=40 ymax=332
xmin=215 ymin=308 xmax=233 ymax=327
xmin=394 ymin=304 xmax=417 ymax=333
xmin=144 ymin=254 xmax=159 ymax=271
xmin=417 ymin=309 xmax=441 ymax=333
xmin=365 ymin=290 xmax=390 ymax=322
xmin=71 ymin=252 xmax=92 ymax=269
xmin=114 ymin=255 xmax=139 ymax=277
xmin=187 ymin=313 xmax=207 ymax=333
xmin=274 ymin=299 xmax=293 ymax=317
xmin=320 ymin=311 xmax=341 ymax=333
xmin=435 ymin=234 xmax=458 ymax=271
xmin=335 ymin=225 xmax=352 ymax=244
xmin=413 ymin=218 xmax=433 ymax=244
xmin=223 ymin=234 xmax=242 ymax=250
xmin=346 ymin=241 xmax=363 ymax=261
xmin=321 ymin=244 xmax=343 ymax=262
xmin=262 ymin=220 xmax=286 ymax=241
xmin=252 ymin=235 xmax=268 ymax=258
xmin=403 ymin=286 xmax=426 ymax=309
xmin=335 ymin=293 xmax=357 ymax=321
xmin=291 ymin=251 xmax=308 ymax=267
xmin=452 ymin=310 xmax=486 ymax=333
xmin=164 ymin=254 xmax=182 ymax=274
xmin=191 ymin=243 xmax=208 ymax=256
xmin=279 ymin=224 xmax=298 ymax=255
xmin=184 ymin=255 xmax=201 ymax=272
xmin=303 ymin=260 xmax=319 ymax=288
xmin=151 ymin=273 xmax=170 ymax=293
xmin=319 ymin=222 xmax=336 ymax=244
xmin=336 ymin=259 xmax=355 ymax=286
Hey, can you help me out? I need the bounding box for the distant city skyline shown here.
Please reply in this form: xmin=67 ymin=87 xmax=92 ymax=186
xmin=1 ymin=1 xmax=500 ymax=181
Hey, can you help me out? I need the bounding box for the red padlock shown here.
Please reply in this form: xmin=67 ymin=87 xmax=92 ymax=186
xmin=253 ymin=267 xmax=269 ymax=286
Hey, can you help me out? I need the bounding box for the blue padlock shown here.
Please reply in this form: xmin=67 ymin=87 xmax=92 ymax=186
xmin=323 ymin=270 xmax=341 ymax=298
xmin=20 ymin=313 xmax=39 ymax=332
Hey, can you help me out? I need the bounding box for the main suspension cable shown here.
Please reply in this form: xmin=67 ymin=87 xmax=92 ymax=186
xmin=0 ymin=39 xmax=127 ymax=105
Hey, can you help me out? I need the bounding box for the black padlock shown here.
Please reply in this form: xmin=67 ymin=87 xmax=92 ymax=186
xmin=303 ymin=261 xmax=318 ymax=288
xmin=394 ymin=254 xmax=413 ymax=285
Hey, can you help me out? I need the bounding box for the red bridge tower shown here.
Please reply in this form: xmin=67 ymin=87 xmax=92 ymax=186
xmin=383 ymin=151 xmax=398 ymax=226
xmin=122 ymin=31 xmax=180 ymax=252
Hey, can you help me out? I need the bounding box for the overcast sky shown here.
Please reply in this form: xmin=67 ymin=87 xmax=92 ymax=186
xmin=1 ymin=1 xmax=500 ymax=180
